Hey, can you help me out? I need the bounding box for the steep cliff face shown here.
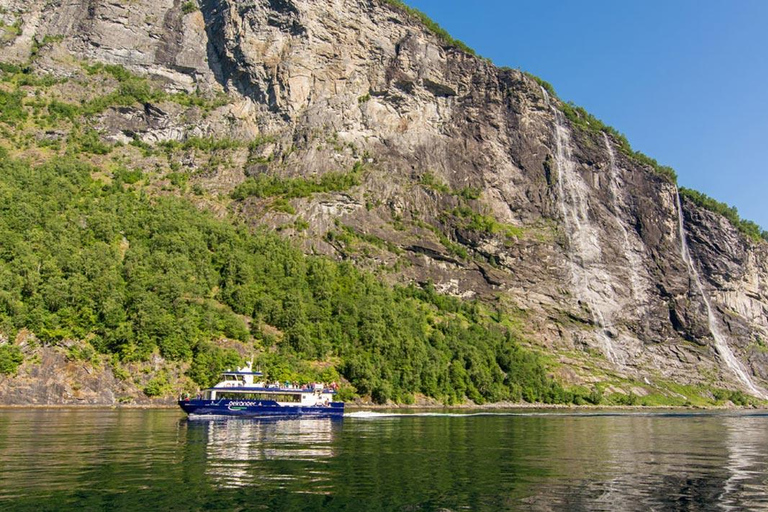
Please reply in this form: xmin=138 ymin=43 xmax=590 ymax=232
xmin=1 ymin=0 xmax=767 ymax=400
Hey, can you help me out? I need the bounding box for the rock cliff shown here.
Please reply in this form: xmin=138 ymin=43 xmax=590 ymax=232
xmin=1 ymin=0 xmax=767 ymax=402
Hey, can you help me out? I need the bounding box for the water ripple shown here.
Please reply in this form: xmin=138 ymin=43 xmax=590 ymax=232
xmin=1 ymin=409 xmax=767 ymax=510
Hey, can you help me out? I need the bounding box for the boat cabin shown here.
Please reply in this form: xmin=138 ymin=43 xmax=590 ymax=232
xmin=213 ymin=361 xmax=263 ymax=388
xmin=200 ymin=361 xmax=337 ymax=407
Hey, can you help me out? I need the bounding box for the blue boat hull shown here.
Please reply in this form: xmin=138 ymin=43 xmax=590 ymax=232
xmin=179 ymin=399 xmax=345 ymax=418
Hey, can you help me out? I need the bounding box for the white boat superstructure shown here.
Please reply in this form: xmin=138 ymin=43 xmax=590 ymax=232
xmin=201 ymin=361 xmax=338 ymax=408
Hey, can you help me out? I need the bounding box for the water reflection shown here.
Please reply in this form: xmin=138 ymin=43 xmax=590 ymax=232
xmin=188 ymin=417 xmax=340 ymax=490
xmin=1 ymin=409 xmax=768 ymax=510
xmin=721 ymin=416 xmax=768 ymax=510
xmin=479 ymin=413 xmax=768 ymax=511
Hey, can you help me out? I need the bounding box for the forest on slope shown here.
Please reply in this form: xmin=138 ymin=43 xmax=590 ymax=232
xmin=1 ymin=0 xmax=765 ymax=407
xmin=0 ymin=56 xmax=583 ymax=405
xmin=0 ymin=142 xmax=573 ymax=405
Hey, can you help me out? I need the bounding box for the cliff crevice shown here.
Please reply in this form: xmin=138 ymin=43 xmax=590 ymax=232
xmin=1 ymin=0 xmax=766 ymax=403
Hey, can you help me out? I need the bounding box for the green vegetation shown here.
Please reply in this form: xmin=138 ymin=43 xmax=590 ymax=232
xmin=418 ymin=171 xmax=451 ymax=194
xmin=1 ymin=41 xmax=763 ymax=404
xmin=382 ymin=0 xmax=476 ymax=56
xmin=181 ymin=1 xmax=198 ymax=15
xmin=30 ymin=36 xmax=64 ymax=62
xmin=711 ymin=388 xmax=755 ymax=406
xmin=231 ymin=164 xmax=363 ymax=200
xmin=417 ymin=171 xmax=521 ymax=250
xmin=458 ymin=186 xmax=481 ymax=201
xmin=78 ymin=63 xmax=164 ymax=114
xmin=47 ymin=99 xmax=80 ymax=122
xmin=680 ymin=188 xmax=768 ymax=242
xmin=418 ymin=171 xmax=481 ymax=201
xmin=159 ymin=136 xmax=243 ymax=153
xmin=566 ymin=374 xmax=765 ymax=407
xmin=0 ymin=87 xmax=27 ymax=125
xmin=522 ymin=67 xmax=766 ymax=240
xmin=325 ymin=225 xmax=403 ymax=256
xmin=269 ymin=197 xmax=296 ymax=214
xmin=0 ymin=149 xmax=570 ymax=403
xmin=0 ymin=18 xmax=22 ymax=40
xmin=523 ymin=71 xmax=556 ymax=98
xmin=451 ymin=206 xmax=523 ymax=240
xmin=69 ymin=128 xmax=113 ymax=155
xmin=187 ymin=342 xmax=241 ymax=387
xmin=559 ymin=102 xmax=678 ymax=183
xmin=409 ymin=219 xmax=468 ymax=260
xmin=115 ymin=167 xmax=144 ymax=185
xmin=518 ymin=69 xmax=678 ymax=183
xmin=11 ymin=62 xmax=230 ymax=119
xmin=143 ymin=373 xmax=172 ymax=397
xmin=437 ymin=233 xmax=468 ymax=260
xmin=0 ymin=344 xmax=24 ymax=375
xmin=1 ymin=62 xmax=64 ymax=89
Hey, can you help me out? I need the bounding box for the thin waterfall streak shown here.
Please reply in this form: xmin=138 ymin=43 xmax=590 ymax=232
xmin=675 ymin=192 xmax=766 ymax=399
xmin=551 ymin=105 xmax=622 ymax=364
xmin=603 ymin=133 xmax=644 ymax=300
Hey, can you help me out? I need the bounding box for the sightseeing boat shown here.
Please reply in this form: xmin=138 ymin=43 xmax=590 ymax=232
xmin=178 ymin=362 xmax=344 ymax=418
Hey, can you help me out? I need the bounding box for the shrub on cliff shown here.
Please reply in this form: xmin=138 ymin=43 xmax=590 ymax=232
xmin=143 ymin=374 xmax=171 ymax=397
xmin=0 ymin=345 xmax=23 ymax=375
xmin=680 ymin=188 xmax=768 ymax=242
xmin=231 ymin=167 xmax=362 ymax=200
xmin=382 ymin=0 xmax=476 ymax=55
xmin=0 ymin=88 xmax=26 ymax=125
xmin=0 ymin=152 xmax=564 ymax=404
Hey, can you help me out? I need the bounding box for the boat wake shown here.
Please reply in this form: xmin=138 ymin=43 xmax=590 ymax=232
xmin=346 ymin=411 xmax=569 ymax=419
xmin=344 ymin=410 xmax=768 ymax=419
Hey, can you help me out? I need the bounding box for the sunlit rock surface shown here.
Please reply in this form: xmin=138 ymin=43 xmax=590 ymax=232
xmin=1 ymin=0 xmax=766 ymax=400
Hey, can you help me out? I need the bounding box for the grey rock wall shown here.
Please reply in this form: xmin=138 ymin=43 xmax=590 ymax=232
xmin=1 ymin=0 xmax=766 ymax=398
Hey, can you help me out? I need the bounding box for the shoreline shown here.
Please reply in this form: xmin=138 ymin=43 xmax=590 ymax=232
xmin=0 ymin=401 xmax=762 ymax=411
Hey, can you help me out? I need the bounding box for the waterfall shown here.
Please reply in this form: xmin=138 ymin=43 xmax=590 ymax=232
xmin=675 ymin=192 xmax=766 ymax=399
xmin=550 ymin=107 xmax=622 ymax=364
xmin=603 ymin=133 xmax=645 ymax=300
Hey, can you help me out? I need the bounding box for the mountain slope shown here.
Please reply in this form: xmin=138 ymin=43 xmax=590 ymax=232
xmin=0 ymin=0 xmax=767 ymax=405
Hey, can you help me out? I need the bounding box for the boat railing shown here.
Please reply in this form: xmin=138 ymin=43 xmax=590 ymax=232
xmin=209 ymin=379 xmax=340 ymax=394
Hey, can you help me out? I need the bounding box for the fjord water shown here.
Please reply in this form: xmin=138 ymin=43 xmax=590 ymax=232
xmin=1 ymin=409 xmax=768 ymax=511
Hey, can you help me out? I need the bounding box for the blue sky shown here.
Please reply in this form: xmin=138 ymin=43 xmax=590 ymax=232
xmin=405 ymin=0 xmax=768 ymax=229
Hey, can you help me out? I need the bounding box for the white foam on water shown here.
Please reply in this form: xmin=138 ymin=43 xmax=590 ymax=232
xmin=345 ymin=410 xmax=768 ymax=419
xmin=344 ymin=411 xmax=400 ymax=419
xmin=345 ymin=411 xmax=525 ymax=419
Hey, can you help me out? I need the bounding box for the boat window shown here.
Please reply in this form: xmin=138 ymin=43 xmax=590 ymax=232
xmin=217 ymin=392 xmax=302 ymax=403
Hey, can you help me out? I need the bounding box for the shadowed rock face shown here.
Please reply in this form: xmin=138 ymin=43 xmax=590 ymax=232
xmin=1 ymin=0 xmax=767 ymax=396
